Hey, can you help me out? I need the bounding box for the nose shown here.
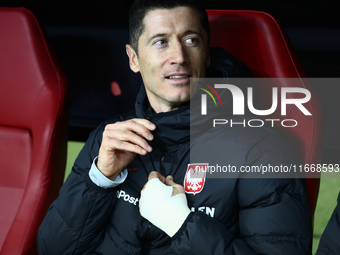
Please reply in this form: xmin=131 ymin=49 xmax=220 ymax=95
xmin=170 ymin=41 xmax=189 ymax=66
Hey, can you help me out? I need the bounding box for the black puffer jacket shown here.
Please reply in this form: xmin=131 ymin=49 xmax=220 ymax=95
xmin=38 ymin=48 xmax=312 ymax=255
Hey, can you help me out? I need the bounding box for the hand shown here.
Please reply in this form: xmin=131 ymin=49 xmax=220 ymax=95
xmin=97 ymin=119 xmax=156 ymax=180
xmin=139 ymin=171 xmax=190 ymax=237
xmin=142 ymin=171 xmax=185 ymax=197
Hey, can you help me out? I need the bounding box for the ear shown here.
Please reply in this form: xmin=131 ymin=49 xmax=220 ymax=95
xmin=126 ymin=44 xmax=140 ymax=73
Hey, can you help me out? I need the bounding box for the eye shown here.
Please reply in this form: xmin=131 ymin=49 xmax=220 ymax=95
xmin=154 ymin=39 xmax=167 ymax=46
xmin=184 ymin=37 xmax=198 ymax=45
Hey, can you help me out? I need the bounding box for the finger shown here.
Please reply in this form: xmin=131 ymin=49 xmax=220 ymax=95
xmin=123 ymin=119 xmax=156 ymax=141
xmin=165 ymin=175 xmax=176 ymax=186
xmin=106 ymin=119 xmax=155 ymax=142
xmin=132 ymin=118 xmax=156 ymax=131
xmin=112 ymin=138 xmax=150 ymax=155
xmin=118 ymin=129 xmax=153 ymax=153
xmin=148 ymin=171 xmax=165 ymax=182
xmin=104 ymin=128 xmax=152 ymax=153
xmin=165 ymin=176 xmax=185 ymax=196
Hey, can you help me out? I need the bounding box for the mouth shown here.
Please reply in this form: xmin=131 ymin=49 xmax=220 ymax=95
xmin=166 ymin=75 xmax=191 ymax=79
xmin=165 ymin=74 xmax=192 ymax=84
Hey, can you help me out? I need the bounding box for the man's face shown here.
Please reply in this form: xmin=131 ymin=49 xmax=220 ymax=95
xmin=126 ymin=6 xmax=210 ymax=113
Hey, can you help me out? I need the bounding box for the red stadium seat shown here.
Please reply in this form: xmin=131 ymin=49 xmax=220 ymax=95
xmin=0 ymin=7 xmax=68 ymax=254
xmin=207 ymin=10 xmax=321 ymax=219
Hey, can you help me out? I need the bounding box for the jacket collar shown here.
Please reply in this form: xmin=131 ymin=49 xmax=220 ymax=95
xmin=135 ymin=85 xmax=190 ymax=151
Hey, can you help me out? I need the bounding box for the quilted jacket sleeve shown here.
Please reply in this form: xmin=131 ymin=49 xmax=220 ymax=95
xmin=37 ymin=122 xmax=118 ymax=255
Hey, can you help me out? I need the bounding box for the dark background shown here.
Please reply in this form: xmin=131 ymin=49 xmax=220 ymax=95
xmin=1 ymin=0 xmax=340 ymax=162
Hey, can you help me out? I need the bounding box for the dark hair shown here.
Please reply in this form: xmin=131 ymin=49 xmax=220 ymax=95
xmin=128 ymin=0 xmax=210 ymax=53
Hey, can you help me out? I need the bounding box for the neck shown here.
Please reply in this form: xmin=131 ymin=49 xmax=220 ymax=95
xmin=146 ymin=92 xmax=184 ymax=113
xmin=150 ymin=102 xmax=181 ymax=113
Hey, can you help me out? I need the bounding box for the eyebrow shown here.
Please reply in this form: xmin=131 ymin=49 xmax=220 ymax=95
xmin=146 ymin=30 xmax=202 ymax=45
xmin=146 ymin=33 xmax=167 ymax=45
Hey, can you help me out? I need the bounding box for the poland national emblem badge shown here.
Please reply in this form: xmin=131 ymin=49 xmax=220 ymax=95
xmin=184 ymin=163 xmax=207 ymax=195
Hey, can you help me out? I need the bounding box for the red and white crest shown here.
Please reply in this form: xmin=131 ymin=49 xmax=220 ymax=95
xmin=184 ymin=163 xmax=207 ymax=195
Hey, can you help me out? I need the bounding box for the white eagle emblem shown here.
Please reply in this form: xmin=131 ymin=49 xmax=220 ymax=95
xmin=184 ymin=164 xmax=207 ymax=195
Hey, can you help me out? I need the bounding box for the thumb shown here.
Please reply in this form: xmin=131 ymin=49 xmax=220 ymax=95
xmin=165 ymin=175 xmax=176 ymax=186
xmin=165 ymin=176 xmax=185 ymax=196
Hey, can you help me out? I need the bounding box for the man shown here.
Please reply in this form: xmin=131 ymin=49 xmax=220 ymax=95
xmin=38 ymin=0 xmax=312 ymax=254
